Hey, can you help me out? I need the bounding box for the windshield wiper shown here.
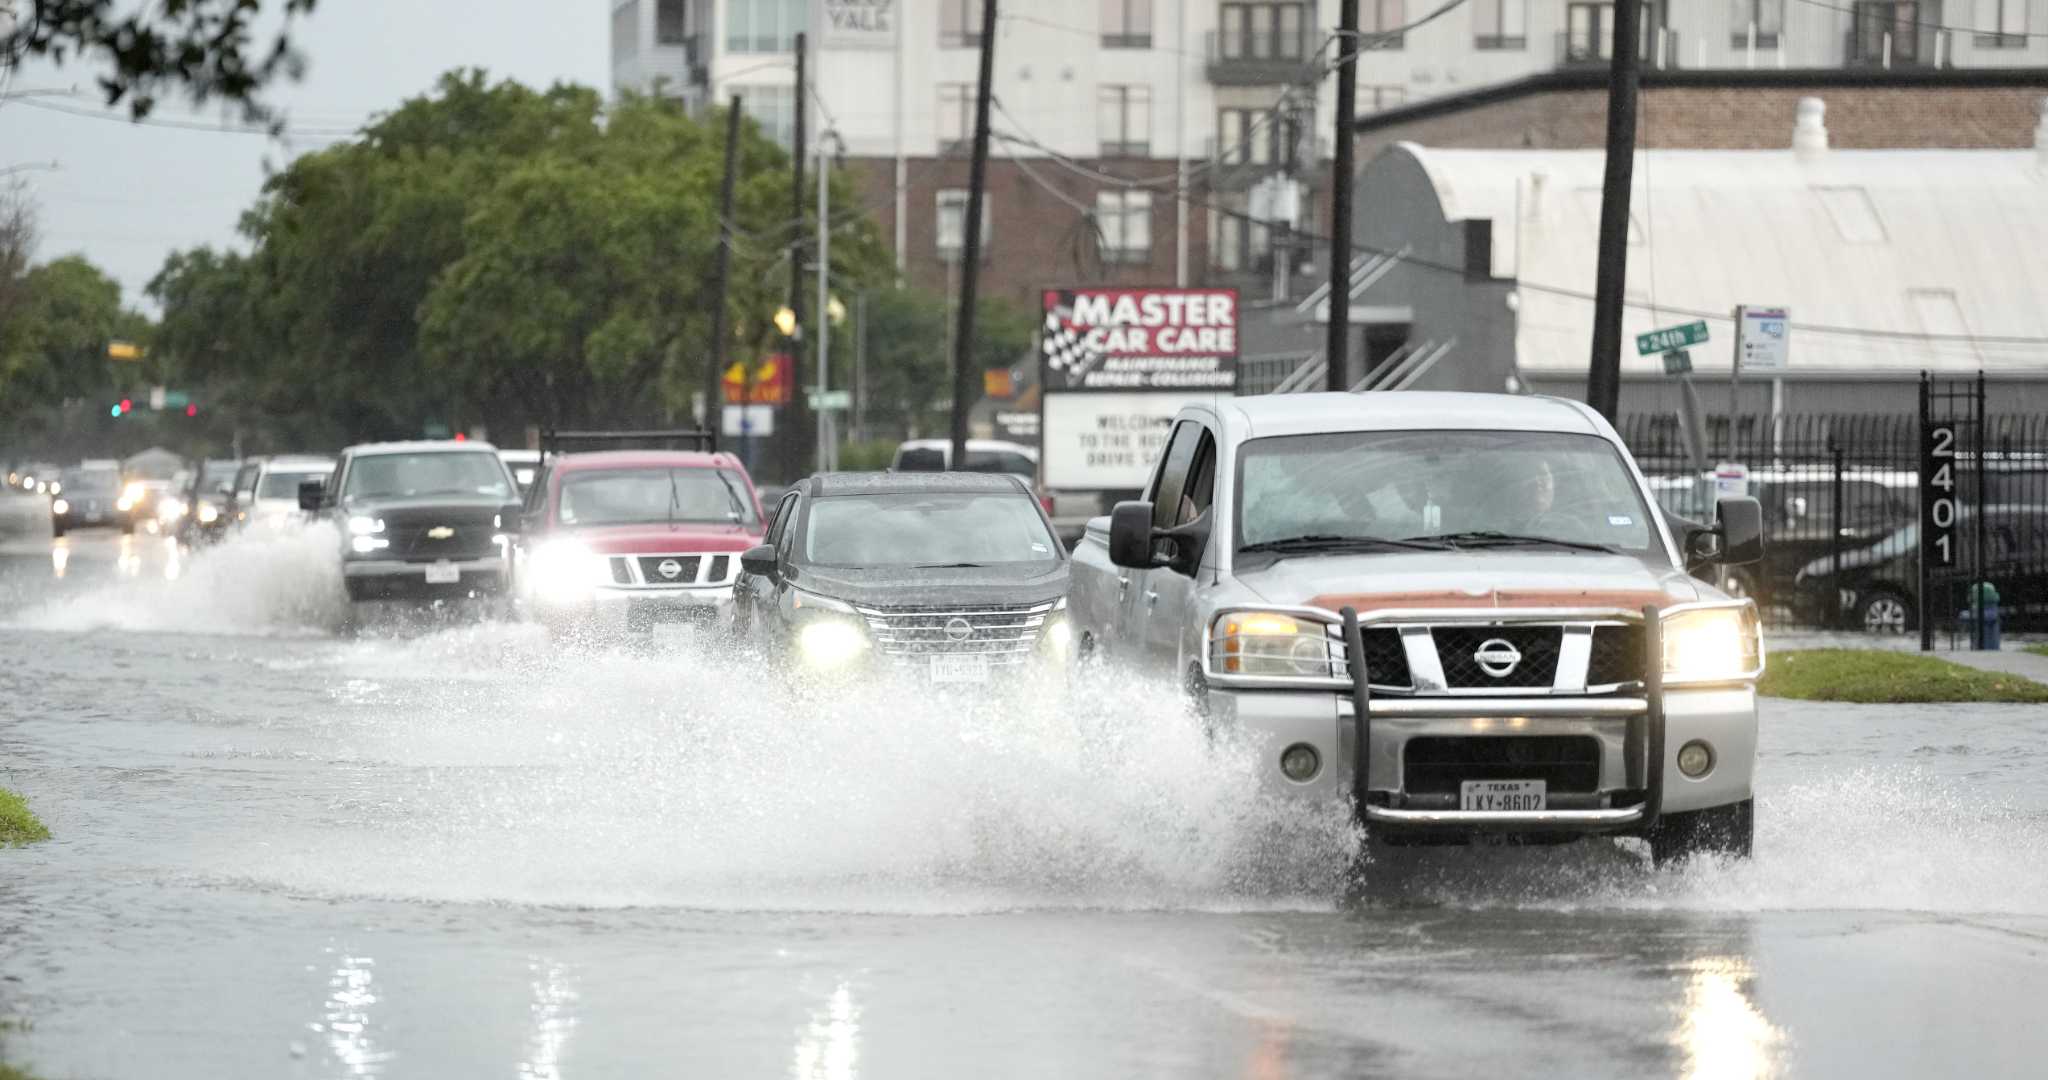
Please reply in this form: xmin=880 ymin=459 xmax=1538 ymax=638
xmin=1238 ymin=534 xmax=1453 ymax=555
xmin=912 ymin=561 xmax=987 ymax=568
xmin=1406 ymin=530 xmax=1621 ymax=555
xmin=713 ymin=469 xmax=748 ymax=523
xmin=667 ymin=470 xmax=681 ymax=530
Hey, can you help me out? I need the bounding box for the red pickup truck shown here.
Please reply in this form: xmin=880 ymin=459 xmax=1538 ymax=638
xmin=513 ymin=447 xmax=767 ymax=638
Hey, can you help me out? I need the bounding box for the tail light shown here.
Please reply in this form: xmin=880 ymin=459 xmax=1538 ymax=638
xmin=1037 ymin=489 xmax=1055 ymax=516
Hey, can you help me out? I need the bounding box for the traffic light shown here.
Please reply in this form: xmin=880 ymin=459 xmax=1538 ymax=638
xmin=185 ymin=403 xmax=198 ymax=417
xmin=110 ymin=403 xmax=123 ymax=417
xmin=120 ymin=398 xmax=133 ymax=412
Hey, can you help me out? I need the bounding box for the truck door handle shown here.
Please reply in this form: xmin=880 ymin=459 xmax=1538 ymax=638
xmin=1145 ymin=589 xmax=1159 ymax=605
xmin=1117 ymin=574 xmax=1131 ymax=597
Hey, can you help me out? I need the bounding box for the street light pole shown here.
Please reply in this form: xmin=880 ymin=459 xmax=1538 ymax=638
xmin=815 ymin=130 xmax=837 ymax=473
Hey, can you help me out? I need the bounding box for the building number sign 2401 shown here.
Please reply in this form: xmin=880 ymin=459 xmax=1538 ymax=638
xmin=1923 ymin=423 xmax=1958 ymax=565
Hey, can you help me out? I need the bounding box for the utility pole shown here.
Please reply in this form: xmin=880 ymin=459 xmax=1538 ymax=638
xmin=1324 ymin=0 xmax=1359 ymax=392
xmin=787 ymin=31 xmax=810 ymax=479
xmin=1586 ymin=0 xmax=1643 ymax=422
xmin=707 ymin=94 xmax=743 ymax=452
xmin=949 ymin=0 xmax=998 ymax=470
xmin=816 ymin=129 xmax=836 ymax=472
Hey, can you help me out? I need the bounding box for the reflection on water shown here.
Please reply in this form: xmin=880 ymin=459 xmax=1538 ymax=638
xmin=318 ymin=953 xmax=389 ymax=1076
xmin=518 ymin=958 xmax=578 ymax=1080
xmin=162 ymin=537 xmax=184 ymax=581
xmin=49 ymin=541 xmax=67 ymax=578
xmin=1677 ymin=956 xmax=1782 ymax=1080
xmin=792 ymin=981 xmax=861 ymax=1080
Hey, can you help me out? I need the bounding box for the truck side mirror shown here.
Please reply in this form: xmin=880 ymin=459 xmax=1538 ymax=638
xmin=1712 ymin=496 xmax=1765 ymax=566
xmin=297 ymin=479 xmax=326 ymax=511
xmin=740 ymin=543 xmax=779 ymax=578
xmin=1108 ymin=501 xmax=1156 ymax=569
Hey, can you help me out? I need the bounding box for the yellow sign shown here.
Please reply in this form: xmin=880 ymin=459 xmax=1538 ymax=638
xmin=108 ymin=341 xmax=143 ymax=361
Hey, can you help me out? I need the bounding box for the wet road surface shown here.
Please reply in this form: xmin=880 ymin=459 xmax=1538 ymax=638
xmin=3 ymin=496 xmax=2048 ymax=1078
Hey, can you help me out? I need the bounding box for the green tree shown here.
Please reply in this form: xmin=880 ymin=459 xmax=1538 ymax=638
xmin=2 ymin=0 xmax=317 ymax=121
xmin=855 ymin=287 xmax=1034 ymax=439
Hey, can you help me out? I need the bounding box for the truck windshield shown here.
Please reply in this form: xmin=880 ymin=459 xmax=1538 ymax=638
xmin=258 ymin=468 xmax=329 ymax=498
xmin=804 ymin=492 xmax=1059 ymax=567
xmin=344 ymin=452 xmax=511 ymax=500
xmin=557 ymin=468 xmax=758 ymax=528
xmin=1236 ymin=430 xmax=1666 ymax=562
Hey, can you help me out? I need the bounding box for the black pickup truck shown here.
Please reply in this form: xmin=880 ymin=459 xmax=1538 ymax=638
xmin=301 ymin=440 xmax=523 ymax=605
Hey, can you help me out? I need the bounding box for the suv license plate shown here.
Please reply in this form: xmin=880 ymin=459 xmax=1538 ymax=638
xmin=1460 ymin=780 xmax=1546 ymax=812
xmin=930 ymin=654 xmax=990 ymax=684
xmin=424 ymin=562 xmax=460 ymax=584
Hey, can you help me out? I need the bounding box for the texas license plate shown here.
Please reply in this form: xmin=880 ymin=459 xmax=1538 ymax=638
xmin=649 ymin=621 xmax=697 ymax=648
xmin=1460 ymin=780 xmax=1546 ymax=812
xmin=424 ymin=562 xmax=460 ymax=584
xmin=929 ymin=653 xmax=990 ymax=684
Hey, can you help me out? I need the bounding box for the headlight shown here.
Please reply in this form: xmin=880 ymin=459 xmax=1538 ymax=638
xmin=1661 ymin=605 xmax=1763 ymax=684
xmin=1210 ymin=611 xmax=1341 ymax=678
xmin=122 ymin=481 xmax=145 ymax=503
xmin=1041 ymin=614 xmax=1073 ymax=658
xmin=797 ymin=617 xmax=869 ymax=669
xmin=51 ymin=498 xmax=69 ymax=515
xmin=197 ymin=502 xmax=220 ymax=524
xmin=48 ymin=481 xmax=61 ymax=495
xmin=525 ymin=540 xmax=607 ymax=603
xmin=347 ymin=515 xmax=385 ymax=536
xmin=158 ymin=499 xmax=187 ymax=522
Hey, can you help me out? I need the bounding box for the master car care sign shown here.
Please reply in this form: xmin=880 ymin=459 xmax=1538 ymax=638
xmin=1040 ymin=288 xmax=1239 ymax=392
xmin=1039 ymin=288 xmax=1239 ymax=490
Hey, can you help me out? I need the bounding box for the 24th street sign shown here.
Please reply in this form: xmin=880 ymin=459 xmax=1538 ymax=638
xmin=1636 ymin=320 xmax=1709 ymax=356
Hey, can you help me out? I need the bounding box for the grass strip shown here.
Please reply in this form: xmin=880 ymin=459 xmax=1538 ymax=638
xmin=1759 ymin=649 xmax=2048 ymax=704
xmin=0 ymin=788 xmax=49 ymax=846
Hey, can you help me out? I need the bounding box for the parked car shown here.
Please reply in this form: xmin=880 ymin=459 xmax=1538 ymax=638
xmin=1068 ymin=392 xmax=1766 ymax=866
xmin=734 ymin=471 xmax=1070 ymax=684
xmin=229 ymin=455 xmax=336 ymax=532
xmin=514 ymin=445 xmax=766 ymax=638
xmin=1791 ymin=504 xmax=2048 ymax=633
xmin=49 ymin=468 xmax=136 ymax=537
xmin=302 ymin=440 xmax=523 ymax=605
xmin=173 ymin=458 xmax=243 ymax=547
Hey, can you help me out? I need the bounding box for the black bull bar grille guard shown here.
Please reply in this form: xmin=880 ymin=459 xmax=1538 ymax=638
xmin=1339 ymin=605 xmax=1666 ymax=833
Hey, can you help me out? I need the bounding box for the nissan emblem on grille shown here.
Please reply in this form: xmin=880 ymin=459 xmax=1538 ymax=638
xmin=1474 ymin=638 xmax=1523 ymax=678
xmin=426 ymin=526 xmax=454 ymax=539
xmin=944 ymin=617 xmax=973 ymax=642
xmin=657 ymin=558 xmax=682 ymax=580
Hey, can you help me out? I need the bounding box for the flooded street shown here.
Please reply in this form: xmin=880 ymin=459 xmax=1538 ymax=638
xmin=5 ymin=511 xmax=2048 ymax=1078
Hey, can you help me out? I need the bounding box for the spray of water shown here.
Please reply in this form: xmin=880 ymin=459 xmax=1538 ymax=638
xmin=4 ymin=524 xmax=348 ymax=635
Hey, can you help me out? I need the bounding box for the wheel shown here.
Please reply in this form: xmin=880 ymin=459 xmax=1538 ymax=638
xmin=1857 ymin=588 xmax=1913 ymax=635
xmin=1649 ymin=798 xmax=1753 ymax=867
xmin=50 ymin=522 xmax=65 ymax=538
xmin=120 ymin=519 xmax=135 ymax=535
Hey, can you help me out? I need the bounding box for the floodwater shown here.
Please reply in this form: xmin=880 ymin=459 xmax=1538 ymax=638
xmin=3 ymin=493 xmax=2047 ymax=1078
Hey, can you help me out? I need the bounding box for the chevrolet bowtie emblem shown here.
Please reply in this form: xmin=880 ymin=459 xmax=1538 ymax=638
xmin=426 ymin=526 xmax=454 ymax=539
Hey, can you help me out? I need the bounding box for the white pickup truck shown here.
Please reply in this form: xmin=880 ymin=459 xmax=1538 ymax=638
xmin=1068 ymin=392 xmax=1767 ymax=865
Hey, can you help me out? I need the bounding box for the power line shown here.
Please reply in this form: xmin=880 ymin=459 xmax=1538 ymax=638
xmin=11 ymin=95 xmax=359 ymax=138
xmin=1171 ymin=177 xmax=2048 ymax=346
xmin=1786 ymin=0 xmax=2048 ymax=40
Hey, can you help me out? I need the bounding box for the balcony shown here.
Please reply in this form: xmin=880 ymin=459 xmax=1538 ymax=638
xmin=1206 ymin=28 xmax=1319 ymax=87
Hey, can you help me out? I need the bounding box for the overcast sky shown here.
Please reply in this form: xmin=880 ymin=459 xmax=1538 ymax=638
xmin=3 ymin=0 xmax=609 ymax=312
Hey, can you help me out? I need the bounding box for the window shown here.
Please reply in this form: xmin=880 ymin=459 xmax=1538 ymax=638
xmin=941 ymin=0 xmax=982 ymax=47
xmin=937 ymin=83 xmax=976 ymax=152
xmin=1362 ymin=85 xmax=1407 ymax=111
xmin=1473 ymin=0 xmax=1526 ymax=49
xmin=1177 ymin=432 xmax=1218 ymax=527
xmin=735 ymin=84 xmax=796 ymax=149
xmin=1363 ymin=0 xmax=1407 ymax=48
xmin=803 ymin=493 xmax=1059 ymax=566
xmin=726 ymin=0 xmax=805 ymax=54
xmin=655 ymin=0 xmax=689 ymax=44
xmin=1217 ymin=108 xmax=1279 ymax=166
xmin=1729 ymin=0 xmax=1783 ymax=48
xmin=1098 ymin=85 xmax=1152 ymax=157
xmin=560 ymin=468 xmax=759 ymax=528
xmin=936 ymin=190 xmax=991 ymax=262
xmin=1217 ymin=3 xmax=1308 ymax=60
xmin=1974 ymin=0 xmax=2027 ymax=47
xmin=1095 ymin=190 xmax=1152 ymax=264
xmin=1101 ymin=0 xmax=1153 ymax=47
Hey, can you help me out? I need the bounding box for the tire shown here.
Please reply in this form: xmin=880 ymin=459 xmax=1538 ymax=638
xmin=120 ymin=520 xmax=135 ymax=535
xmin=1857 ymin=588 xmax=1914 ymax=635
xmin=50 ymin=522 xmax=65 ymax=538
xmin=1649 ymin=798 xmax=1753 ymax=867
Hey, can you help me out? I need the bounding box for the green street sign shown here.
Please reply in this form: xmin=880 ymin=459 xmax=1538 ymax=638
xmin=807 ymin=389 xmax=852 ymax=411
xmin=162 ymin=390 xmax=190 ymax=408
xmin=1662 ymin=349 xmax=1694 ymax=375
xmin=1637 ymin=320 xmax=1709 ymax=356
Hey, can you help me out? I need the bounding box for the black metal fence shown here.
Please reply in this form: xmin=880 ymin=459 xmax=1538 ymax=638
xmin=1617 ymin=400 xmax=2048 ymax=639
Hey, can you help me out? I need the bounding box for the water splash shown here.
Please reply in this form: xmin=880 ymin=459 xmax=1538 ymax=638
xmin=4 ymin=524 xmax=348 ymax=636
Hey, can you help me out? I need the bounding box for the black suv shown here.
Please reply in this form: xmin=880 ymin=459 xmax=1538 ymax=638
xmin=302 ymin=440 xmax=523 ymax=603
xmin=734 ymin=471 xmax=1070 ymax=684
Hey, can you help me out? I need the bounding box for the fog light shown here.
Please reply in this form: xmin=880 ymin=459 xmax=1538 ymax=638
xmin=1677 ymin=740 xmax=1714 ymax=778
xmin=1279 ymin=743 xmax=1321 ymax=782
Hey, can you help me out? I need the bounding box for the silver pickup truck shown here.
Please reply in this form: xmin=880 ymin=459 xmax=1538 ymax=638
xmin=1068 ymin=391 xmax=1767 ymax=865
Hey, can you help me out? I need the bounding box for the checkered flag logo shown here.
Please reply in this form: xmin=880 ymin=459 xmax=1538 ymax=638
xmin=1041 ymin=290 xmax=1102 ymax=383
